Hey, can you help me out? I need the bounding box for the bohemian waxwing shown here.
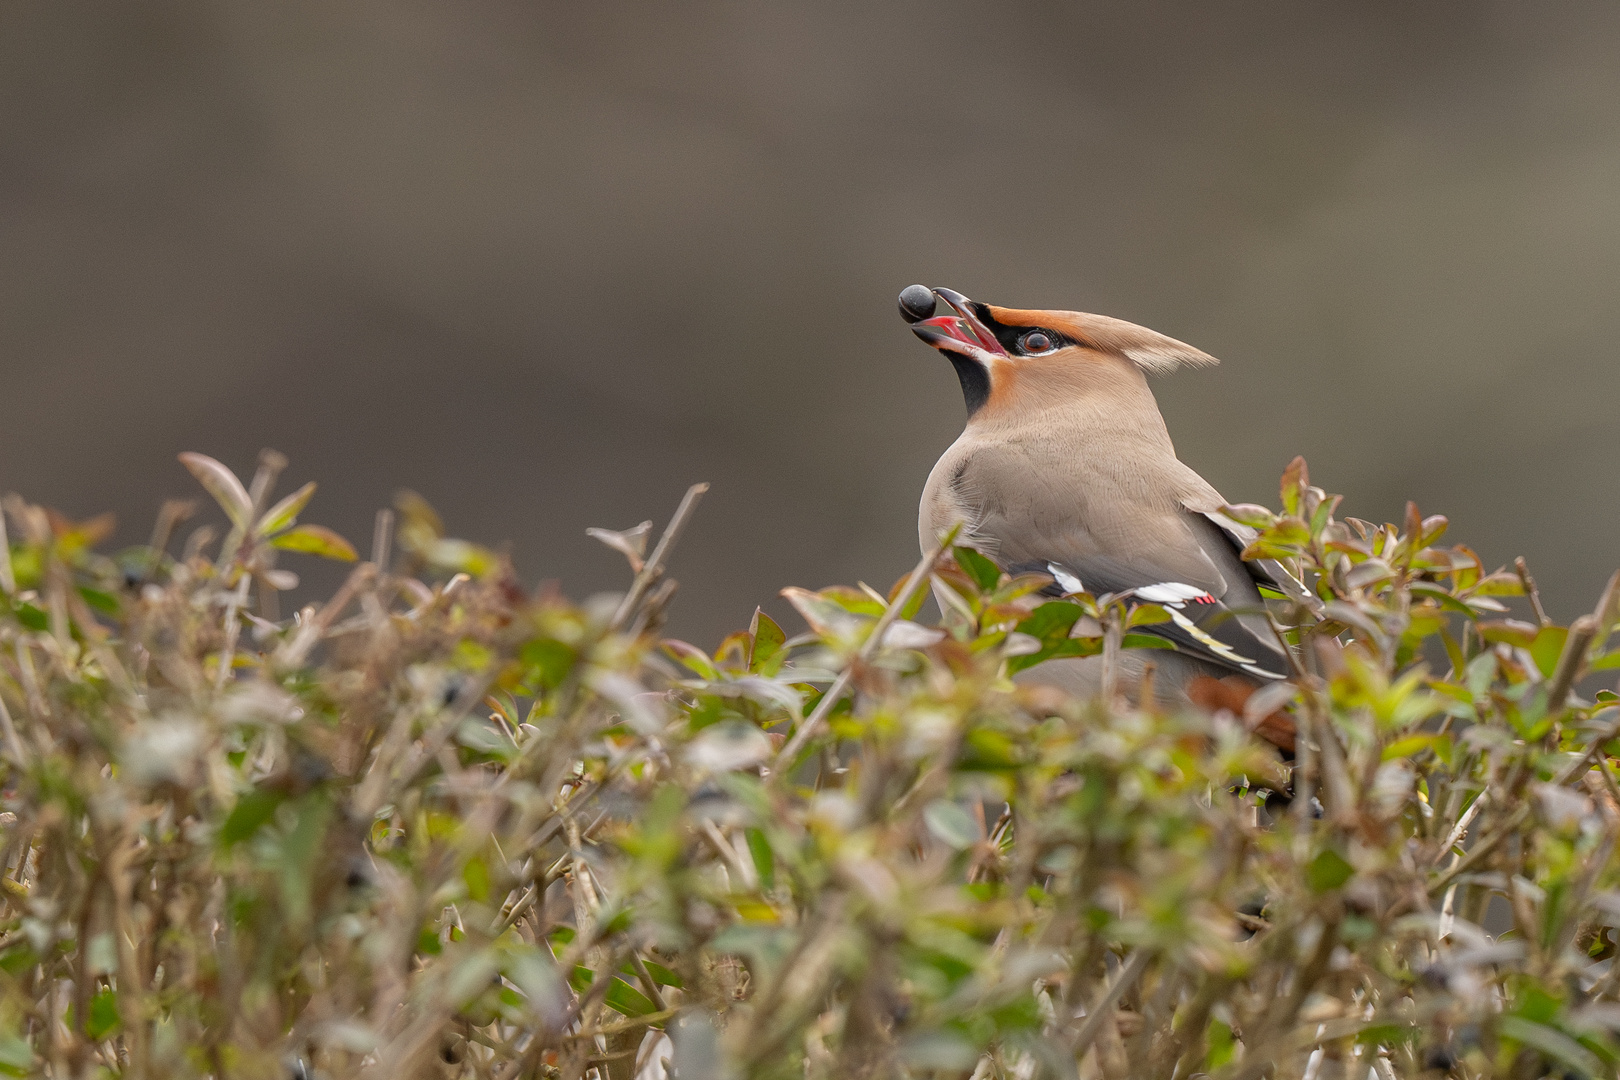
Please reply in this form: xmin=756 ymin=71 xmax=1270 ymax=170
xmin=900 ymin=284 xmax=1306 ymax=748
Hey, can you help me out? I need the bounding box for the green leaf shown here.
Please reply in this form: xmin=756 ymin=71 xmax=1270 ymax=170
xmin=1474 ymin=573 xmax=1527 ymax=597
xmin=685 ymin=695 xmax=725 ymax=732
xmin=454 ymin=639 xmax=493 ymax=672
xmin=749 ymin=609 xmax=786 ymax=672
xmin=604 ymin=975 xmax=657 ymax=1016
xmin=1047 ymin=637 xmax=1107 ymax=659
xmin=276 ymin=793 xmax=333 ymax=930
xmin=7 ymin=546 xmax=41 ymax=591
xmin=1204 ymin=1019 xmax=1237 ymax=1069
xmin=572 ymin=967 xmax=657 ymax=1017
xmin=1262 ymin=517 xmax=1311 ymax=547
xmin=178 ymin=452 xmax=252 ymax=529
xmin=77 ymin=587 xmax=120 ymax=616
xmin=897 ymin=579 xmax=930 ymax=621
xmin=1279 ymin=457 xmax=1307 ymax=518
xmin=1221 ymin=503 xmax=1275 ymax=529
xmin=744 ymin=828 xmax=774 ymax=891
xmin=256 ymin=481 xmax=317 ymax=537
xmin=1309 ymin=494 xmax=1341 ymax=538
xmin=924 ymin=801 xmax=980 ymax=850
xmin=1006 ymin=632 xmax=1105 ymax=676
xmin=629 ymin=960 xmax=683 ymax=989
xmin=662 ymin=640 xmax=718 ymax=680
xmin=1514 ymin=986 xmax=1561 ymax=1025
xmin=1478 ymin=620 xmax=1539 ymax=648
xmin=456 ymin=722 xmax=511 ymax=764
xmin=1306 ymin=848 xmax=1354 ymax=892
xmin=14 ymin=602 xmax=47 ymax=632
xmin=962 ymin=728 xmax=1020 ymax=770
xmin=953 ymin=547 xmax=1003 ymax=594
xmin=0 ymin=944 xmax=37 ymax=977
xmin=0 ymin=1032 xmax=30 ymax=1076
xmin=1497 ymin=1016 xmax=1602 ymax=1079
xmin=1383 ymin=734 xmax=1445 ymax=761
xmin=1127 ymin=603 xmax=1170 ymax=627
xmin=1427 ymin=679 xmax=1472 ymax=705
xmin=520 ymin=638 xmax=576 ymax=689
xmin=270 ymin=524 xmax=359 ymax=562
xmin=1418 ymin=514 xmax=1450 ymax=546
xmin=1015 ymin=602 xmax=1083 ymax=642
xmin=424 ymin=538 xmax=500 ymax=578
xmin=1531 ymin=626 xmax=1570 ymax=680
xmin=1122 ymin=633 xmax=1176 ymax=651
xmin=1353 ymin=1021 xmax=1418 ymax=1046
xmin=86 ymin=986 xmax=120 ymax=1040
xmin=1409 ymin=584 xmax=1476 ymax=618
xmin=819 ymin=585 xmax=885 ymax=617
xmin=463 ymin=856 xmax=491 ymax=903
xmin=220 ymin=789 xmax=285 ymax=845
xmin=1243 ymin=540 xmax=1304 ymax=562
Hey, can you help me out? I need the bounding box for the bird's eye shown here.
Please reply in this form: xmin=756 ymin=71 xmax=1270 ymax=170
xmin=1020 ymin=331 xmax=1054 ymax=354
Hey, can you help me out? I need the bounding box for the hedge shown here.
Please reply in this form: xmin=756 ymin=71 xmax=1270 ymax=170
xmin=1 ymin=451 xmax=1619 ymax=1079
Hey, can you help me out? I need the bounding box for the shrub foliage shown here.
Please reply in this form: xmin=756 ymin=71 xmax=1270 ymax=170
xmin=2 ymin=452 xmax=1620 ymax=1079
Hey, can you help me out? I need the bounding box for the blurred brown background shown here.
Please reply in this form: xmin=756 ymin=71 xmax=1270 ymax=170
xmin=4 ymin=1 xmax=1618 ymax=644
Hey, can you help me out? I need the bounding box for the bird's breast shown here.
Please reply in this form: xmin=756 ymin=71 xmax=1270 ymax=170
xmin=919 ymin=423 xmax=1212 ymax=573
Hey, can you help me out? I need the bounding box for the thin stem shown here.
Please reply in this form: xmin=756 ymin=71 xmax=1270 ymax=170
xmin=1517 ymin=556 xmax=1551 ymax=627
xmin=610 ymin=483 xmax=709 ymax=633
xmin=0 ymin=692 xmax=26 ymax=768
xmin=630 ymin=954 xmax=668 ymax=1013
xmin=0 ymin=500 xmax=13 ymax=595
xmin=1429 ymin=806 xmax=1530 ymax=895
xmin=371 ymin=508 xmax=395 ymax=570
xmin=214 ymin=574 xmax=252 ymax=692
xmin=1069 ymin=948 xmax=1151 ymax=1064
xmin=1547 ymin=614 xmax=1598 ymax=713
xmin=1100 ymin=605 xmax=1123 ymax=703
xmin=775 ymin=525 xmax=958 ymax=766
xmin=1431 ymin=790 xmax=1488 ymax=867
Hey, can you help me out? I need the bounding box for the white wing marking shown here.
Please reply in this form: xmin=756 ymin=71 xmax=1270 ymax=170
xmin=1047 ymin=563 xmax=1085 ymax=595
xmin=1136 ymin=582 xmax=1214 ymax=605
xmin=1165 ymin=609 xmax=1285 ymax=680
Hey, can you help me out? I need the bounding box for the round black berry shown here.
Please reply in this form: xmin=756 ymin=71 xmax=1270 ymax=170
xmin=898 ymin=284 xmax=936 ymax=324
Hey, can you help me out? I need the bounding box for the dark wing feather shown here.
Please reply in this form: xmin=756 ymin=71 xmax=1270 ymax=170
xmin=1005 ymin=549 xmax=1291 ymax=682
xmin=1196 ymin=509 xmax=1318 ymax=611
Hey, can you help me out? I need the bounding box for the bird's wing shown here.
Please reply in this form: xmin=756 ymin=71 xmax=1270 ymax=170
xmin=1193 ymin=509 xmax=1318 ymax=610
xmin=1004 ymin=512 xmax=1292 ymax=682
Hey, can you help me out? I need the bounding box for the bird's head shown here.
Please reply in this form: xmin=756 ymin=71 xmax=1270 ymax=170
xmin=898 ymin=284 xmax=1218 ymax=420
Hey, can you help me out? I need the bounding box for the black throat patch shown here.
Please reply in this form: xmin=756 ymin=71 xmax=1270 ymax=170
xmin=947 ymin=352 xmax=990 ymax=416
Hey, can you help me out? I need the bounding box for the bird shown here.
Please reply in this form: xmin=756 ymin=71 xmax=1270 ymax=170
xmin=902 ymin=284 xmax=1304 ymax=750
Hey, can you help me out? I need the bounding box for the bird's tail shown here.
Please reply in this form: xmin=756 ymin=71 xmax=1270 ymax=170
xmin=1187 ymin=674 xmax=1296 ymax=754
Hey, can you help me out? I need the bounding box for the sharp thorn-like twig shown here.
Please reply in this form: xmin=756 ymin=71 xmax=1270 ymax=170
xmin=610 ymin=483 xmax=708 ymax=633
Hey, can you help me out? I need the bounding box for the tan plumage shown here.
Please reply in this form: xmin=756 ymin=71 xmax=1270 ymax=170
xmin=905 ymin=286 xmax=1296 ymax=747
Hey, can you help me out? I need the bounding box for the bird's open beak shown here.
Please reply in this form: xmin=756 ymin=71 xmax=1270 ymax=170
xmin=910 ymin=287 xmax=1008 ymax=360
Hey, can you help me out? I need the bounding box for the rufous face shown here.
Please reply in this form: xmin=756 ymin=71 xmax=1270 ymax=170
xmin=905 ymin=286 xmax=1123 ymax=418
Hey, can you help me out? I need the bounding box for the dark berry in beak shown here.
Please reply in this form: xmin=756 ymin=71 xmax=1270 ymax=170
xmin=898 ymin=284 xmax=936 ymax=324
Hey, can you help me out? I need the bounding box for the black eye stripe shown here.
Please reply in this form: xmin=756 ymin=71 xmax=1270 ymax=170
xmin=968 ymin=303 xmax=1075 ymax=356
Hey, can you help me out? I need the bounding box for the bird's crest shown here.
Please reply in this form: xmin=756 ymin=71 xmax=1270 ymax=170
xmin=986 ymin=306 xmax=1220 ymax=374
